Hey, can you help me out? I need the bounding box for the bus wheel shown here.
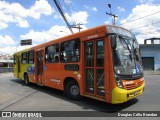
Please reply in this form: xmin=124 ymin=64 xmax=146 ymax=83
xmin=24 ymin=74 xmax=29 ymax=86
xmin=65 ymin=80 xmax=81 ymax=100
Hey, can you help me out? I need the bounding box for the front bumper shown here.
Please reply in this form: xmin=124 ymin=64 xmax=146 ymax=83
xmin=111 ymin=82 xmax=145 ymax=104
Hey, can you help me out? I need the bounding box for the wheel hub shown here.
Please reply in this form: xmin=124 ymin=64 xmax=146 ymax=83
xmin=70 ymin=85 xmax=79 ymax=96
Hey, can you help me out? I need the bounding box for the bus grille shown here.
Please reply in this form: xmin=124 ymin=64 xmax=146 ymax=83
xmin=125 ymin=81 xmax=143 ymax=90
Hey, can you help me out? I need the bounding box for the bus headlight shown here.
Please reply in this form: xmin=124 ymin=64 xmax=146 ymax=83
xmin=115 ymin=75 xmax=124 ymax=89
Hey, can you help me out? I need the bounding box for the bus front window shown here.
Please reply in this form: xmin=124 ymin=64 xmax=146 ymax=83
xmin=112 ymin=35 xmax=143 ymax=76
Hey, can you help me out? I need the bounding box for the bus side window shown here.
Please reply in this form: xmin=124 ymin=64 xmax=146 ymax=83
xmin=13 ymin=54 xmax=16 ymax=64
xmin=60 ymin=38 xmax=80 ymax=63
xmin=21 ymin=52 xmax=27 ymax=64
xmin=45 ymin=44 xmax=59 ymax=63
xmin=28 ymin=51 xmax=34 ymax=64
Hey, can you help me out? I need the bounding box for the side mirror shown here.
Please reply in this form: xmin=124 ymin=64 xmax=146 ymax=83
xmin=110 ymin=35 xmax=117 ymax=49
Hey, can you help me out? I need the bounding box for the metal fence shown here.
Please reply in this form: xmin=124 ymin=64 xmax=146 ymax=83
xmin=0 ymin=67 xmax=13 ymax=73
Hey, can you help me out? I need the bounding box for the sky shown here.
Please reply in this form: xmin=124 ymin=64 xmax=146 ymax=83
xmin=0 ymin=0 xmax=160 ymax=55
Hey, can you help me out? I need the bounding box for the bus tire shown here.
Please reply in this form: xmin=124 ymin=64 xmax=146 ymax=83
xmin=24 ymin=74 xmax=29 ymax=86
xmin=65 ymin=80 xmax=81 ymax=100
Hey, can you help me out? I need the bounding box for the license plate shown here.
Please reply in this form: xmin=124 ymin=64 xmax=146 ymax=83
xmin=134 ymin=90 xmax=140 ymax=95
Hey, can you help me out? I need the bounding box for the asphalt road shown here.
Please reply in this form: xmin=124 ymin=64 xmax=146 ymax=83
xmin=0 ymin=71 xmax=160 ymax=119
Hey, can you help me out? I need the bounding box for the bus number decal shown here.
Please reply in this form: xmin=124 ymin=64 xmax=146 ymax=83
xmin=51 ymin=79 xmax=60 ymax=83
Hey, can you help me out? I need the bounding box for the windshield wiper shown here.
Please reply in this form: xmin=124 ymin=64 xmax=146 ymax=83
xmin=119 ymin=36 xmax=133 ymax=61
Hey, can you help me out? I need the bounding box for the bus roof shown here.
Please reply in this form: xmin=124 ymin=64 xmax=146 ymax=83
xmin=14 ymin=24 xmax=133 ymax=54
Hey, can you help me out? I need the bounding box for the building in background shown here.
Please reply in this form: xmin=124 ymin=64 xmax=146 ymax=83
xmin=140 ymin=38 xmax=160 ymax=70
xmin=0 ymin=54 xmax=13 ymax=73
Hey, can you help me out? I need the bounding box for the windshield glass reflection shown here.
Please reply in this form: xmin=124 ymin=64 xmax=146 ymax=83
xmin=112 ymin=36 xmax=143 ymax=75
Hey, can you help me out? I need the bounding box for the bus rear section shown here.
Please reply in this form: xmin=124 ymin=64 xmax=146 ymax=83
xmin=13 ymin=25 xmax=145 ymax=104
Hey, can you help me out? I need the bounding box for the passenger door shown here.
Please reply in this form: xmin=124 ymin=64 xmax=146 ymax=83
xmin=17 ymin=56 xmax=21 ymax=78
xmin=84 ymin=39 xmax=105 ymax=97
xmin=36 ymin=50 xmax=44 ymax=85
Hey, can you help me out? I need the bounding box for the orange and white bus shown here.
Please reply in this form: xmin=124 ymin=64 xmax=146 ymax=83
xmin=13 ymin=25 xmax=145 ymax=104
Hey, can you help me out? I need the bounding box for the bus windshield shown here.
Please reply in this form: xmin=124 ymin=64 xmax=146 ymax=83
xmin=112 ymin=35 xmax=143 ymax=75
xmin=107 ymin=25 xmax=143 ymax=76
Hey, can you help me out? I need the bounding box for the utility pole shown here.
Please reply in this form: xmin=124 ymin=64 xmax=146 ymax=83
xmin=106 ymin=4 xmax=118 ymax=25
xmin=53 ymin=0 xmax=83 ymax=33
xmin=70 ymin=23 xmax=83 ymax=32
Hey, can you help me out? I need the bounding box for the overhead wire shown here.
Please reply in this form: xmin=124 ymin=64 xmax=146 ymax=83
xmin=70 ymin=2 xmax=79 ymax=24
xmin=106 ymin=1 xmax=160 ymax=29
xmin=62 ymin=0 xmax=78 ymax=25
xmin=120 ymin=10 xmax=160 ymax=26
xmin=129 ymin=20 xmax=160 ymax=31
xmin=113 ymin=2 xmax=160 ymax=31
xmin=57 ymin=0 xmax=160 ymax=32
xmin=106 ymin=0 xmax=137 ymax=25
xmin=54 ymin=0 xmax=73 ymax=33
